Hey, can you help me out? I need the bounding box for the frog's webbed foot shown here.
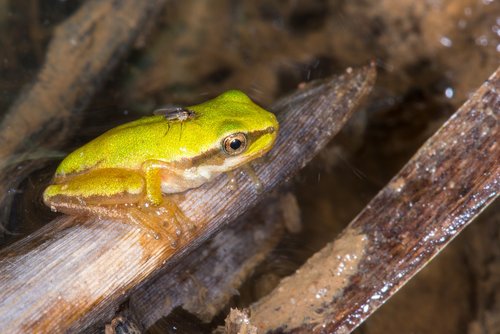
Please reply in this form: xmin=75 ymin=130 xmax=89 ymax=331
xmin=153 ymin=200 xmax=196 ymax=237
xmin=121 ymin=206 xmax=177 ymax=246
xmin=226 ymin=170 xmax=238 ymax=191
xmin=242 ymin=164 xmax=263 ymax=192
xmin=131 ymin=200 xmax=196 ymax=245
xmin=226 ymin=164 xmax=263 ymax=193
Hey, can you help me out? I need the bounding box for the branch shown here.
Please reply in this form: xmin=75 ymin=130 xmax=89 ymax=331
xmin=0 ymin=65 xmax=376 ymax=332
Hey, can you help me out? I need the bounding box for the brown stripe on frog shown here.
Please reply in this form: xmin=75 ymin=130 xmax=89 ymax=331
xmin=185 ymin=126 xmax=277 ymax=168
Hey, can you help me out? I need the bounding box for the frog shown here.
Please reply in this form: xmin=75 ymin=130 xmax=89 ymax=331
xmin=43 ymin=90 xmax=279 ymax=243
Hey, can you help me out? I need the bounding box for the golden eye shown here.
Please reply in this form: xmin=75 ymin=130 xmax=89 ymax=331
xmin=222 ymin=133 xmax=247 ymax=155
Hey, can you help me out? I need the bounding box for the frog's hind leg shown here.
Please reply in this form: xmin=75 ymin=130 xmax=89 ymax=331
xmin=46 ymin=195 xmax=177 ymax=245
xmin=45 ymin=169 xmax=178 ymax=244
xmin=84 ymin=203 xmax=181 ymax=246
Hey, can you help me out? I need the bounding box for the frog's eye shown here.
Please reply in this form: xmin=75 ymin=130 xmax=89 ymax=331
xmin=222 ymin=133 xmax=247 ymax=155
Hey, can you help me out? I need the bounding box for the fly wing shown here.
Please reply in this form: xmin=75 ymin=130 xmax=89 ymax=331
xmin=153 ymin=106 xmax=197 ymax=122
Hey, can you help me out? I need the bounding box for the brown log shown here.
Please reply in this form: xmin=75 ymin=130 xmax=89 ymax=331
xmin=0 ymin=65 xmax=376 ymax=332
xmin=249 ymin=67 xmax=500 ymax=333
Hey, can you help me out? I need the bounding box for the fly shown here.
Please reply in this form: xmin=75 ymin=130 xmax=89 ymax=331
xmin=154 ymin=106 xmax=197 ymax=122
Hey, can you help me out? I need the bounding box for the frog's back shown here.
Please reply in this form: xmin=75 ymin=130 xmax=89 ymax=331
xmin=55 ymin=116 xmax=191 ymax=176
xmin=55 ymin=90 xmax=278 ymax=177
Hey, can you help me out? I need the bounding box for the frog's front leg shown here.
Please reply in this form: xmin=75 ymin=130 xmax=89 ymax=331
xmin=141 ymin=160 xmax=168 ymax=206
xmin=141 ymin=160 xmax=196 ymax=236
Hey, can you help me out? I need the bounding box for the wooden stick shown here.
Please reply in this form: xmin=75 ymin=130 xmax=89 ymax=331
xmin=249 ymin=66 xmax=500 ymax=333
xmin=0 ymin=65 xmax=376 ymax=332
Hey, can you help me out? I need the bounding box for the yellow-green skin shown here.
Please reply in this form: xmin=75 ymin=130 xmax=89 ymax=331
xmin=43 ymin=90 xmax=278 ymax=231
